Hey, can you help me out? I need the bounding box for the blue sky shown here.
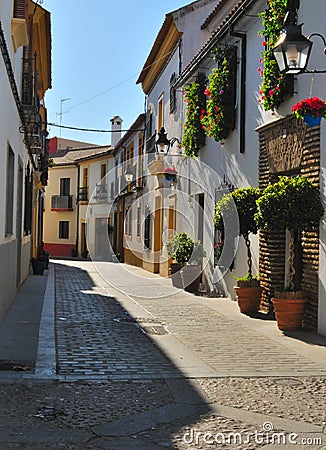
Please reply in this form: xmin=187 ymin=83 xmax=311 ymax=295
xmin=43 ymin=0 xmax=191 ymax=146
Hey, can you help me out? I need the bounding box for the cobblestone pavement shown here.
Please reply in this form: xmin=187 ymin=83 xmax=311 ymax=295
xmin=0 ymin=260 xmax=326 ymax=449
xmin=55 ymin=263 xmax=180 ymax=379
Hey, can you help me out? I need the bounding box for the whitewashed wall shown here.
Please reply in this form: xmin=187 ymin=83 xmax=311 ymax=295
xmin=0 ymin=0 xmax=31 ymax=321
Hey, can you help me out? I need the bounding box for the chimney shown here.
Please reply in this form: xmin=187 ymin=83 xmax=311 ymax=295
xmin=110 ymin=115 xmax=123 ymax=147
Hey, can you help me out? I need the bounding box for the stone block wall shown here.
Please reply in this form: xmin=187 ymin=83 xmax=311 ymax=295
xmin=258 ymin=115 xmax=320 ymax=329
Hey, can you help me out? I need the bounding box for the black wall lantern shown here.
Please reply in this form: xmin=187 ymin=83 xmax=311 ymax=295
xmin=273 ymin=11 xmax=326 ymax=74
xmin=155 ymin=127 xmax=180 ymax=154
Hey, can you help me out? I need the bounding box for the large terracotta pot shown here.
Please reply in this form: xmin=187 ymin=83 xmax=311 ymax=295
xmin=234 ymin=286 xmax=262 ymax=314
xmin=271 ymin=297 xmax=307 ymax=331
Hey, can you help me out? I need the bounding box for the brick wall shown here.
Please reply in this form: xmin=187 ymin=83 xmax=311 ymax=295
xmin=258 ymin=115 xmax=320 ymax=329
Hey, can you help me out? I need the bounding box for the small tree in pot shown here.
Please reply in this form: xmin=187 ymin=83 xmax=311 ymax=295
xmin=255 ymin=176 xmax=324 ymax=330
xmin=215 ymin=187 xmax=262 ymax=313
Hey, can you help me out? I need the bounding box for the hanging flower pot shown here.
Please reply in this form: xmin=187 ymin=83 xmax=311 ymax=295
xmin=303 ymin=115 xmax=322 ymax=128
xmin=292 ymin=97 xmax=326 ymax=127
xmin=163 ymin=167 xmax=178 ymax=182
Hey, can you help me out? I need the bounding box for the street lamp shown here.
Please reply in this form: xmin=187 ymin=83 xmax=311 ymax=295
xmin=124 ymin=164 xmax=134 ymax=182
xmin=155 ymin=127 xmax=180 ymax=154
xmin=273 ymin=12 xmax=326 ymax=75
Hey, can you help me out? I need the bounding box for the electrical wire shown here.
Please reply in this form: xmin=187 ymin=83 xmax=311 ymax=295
xmin=45 ymin=122 xmax=144 ymax=133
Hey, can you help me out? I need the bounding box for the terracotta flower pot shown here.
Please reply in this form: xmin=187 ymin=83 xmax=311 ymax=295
xmin=271 ymin=297 xmax=307 ymax=331
xmin=234 ymin=286 xmax=262 ymax=314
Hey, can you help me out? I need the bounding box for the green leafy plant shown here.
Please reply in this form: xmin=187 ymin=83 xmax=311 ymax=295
xmin=215 ymin=187 xmax=261 ymax=277
xmin=181 ymin=74 xmax=206 ymax=157
xmin=234 ymin=273 xmax=260 ymax=288
xmin=166 ymin=232 xmax=205 ymax=266
xmin=255 ymin=176 xmax=324 ymax=290
xmin=200 ymin=49 xmax=236 ymax=142
xmin=258 ymin=0 xmax=292 ymax=111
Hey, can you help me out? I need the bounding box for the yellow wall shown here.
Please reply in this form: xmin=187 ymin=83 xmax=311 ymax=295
xmin=43 ymin=165 xmax=78 ymax=249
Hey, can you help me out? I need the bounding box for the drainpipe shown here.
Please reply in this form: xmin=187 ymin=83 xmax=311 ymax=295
xmin=230 ymin=28 xmax=246 ymax=154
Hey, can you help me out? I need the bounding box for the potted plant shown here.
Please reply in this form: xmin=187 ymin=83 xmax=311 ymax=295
xmin=166 ymin=232 xmax=205 ymax=292
xmin=292 ymin=96 xmax=326 ymax=127
xmin=200 ymin=49 xmax=236 ymax=143
xmin=255 ymin=176 xmax=324 ymax=330
xmin=181 ymin=73 xmax=206 ymax=157
xmin=215 ymin=187 xmax=262 ymax=313
xmin=31 ymin=257 xmax=47 ymax=275
xmin=162 ymin=166 xmax=178 ymax=183
xmin=166 ymin=233 xmax=184 ymax=288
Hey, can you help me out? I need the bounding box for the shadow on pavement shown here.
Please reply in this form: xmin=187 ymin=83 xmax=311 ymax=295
xmin=53 ymin=261 xmax=212 ymax=448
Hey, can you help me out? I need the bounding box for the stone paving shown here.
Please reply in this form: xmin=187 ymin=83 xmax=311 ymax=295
xmin=55 ymin=262 xmax=180 ymax=379
xmin=0 ymin=259 xmax=326 ymax=449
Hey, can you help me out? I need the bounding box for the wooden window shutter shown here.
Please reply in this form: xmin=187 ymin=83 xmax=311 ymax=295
xmin=13 ymin=0 xmax=28 ymax=19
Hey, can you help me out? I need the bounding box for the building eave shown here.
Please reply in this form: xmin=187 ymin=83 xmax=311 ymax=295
xmin=136 ymin=14 xmax=182 ymax=94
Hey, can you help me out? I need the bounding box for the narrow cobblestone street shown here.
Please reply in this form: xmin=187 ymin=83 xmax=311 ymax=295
xmin=0 ymin=259 xmax=325 ymax=449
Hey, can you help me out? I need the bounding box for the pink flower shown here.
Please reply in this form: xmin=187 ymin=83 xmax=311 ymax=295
xmin=269 ymin=89 xmax=275 ymax=96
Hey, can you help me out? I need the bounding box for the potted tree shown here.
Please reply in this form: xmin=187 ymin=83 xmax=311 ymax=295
xmin=166 ymin=232 xmax=205 ymax=292
xmin=215 ymin=187 xmax=262 ymax=313
xmin=255 ymin=176 xmax=324 ymax=330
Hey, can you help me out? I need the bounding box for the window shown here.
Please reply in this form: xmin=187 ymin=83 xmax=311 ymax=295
xmin=126 ymin=142 xmax=134 ymax=164
xmin=5 ymin=145 xmax=15 ymax=236
xmin=158 ymin=95 xmax=163 ymax=131
xmin=125 ymin=207 xmax=132 ymax=237
xmin=137 ymin=205 xmax=141 ymax=237
xmin=144 ymin=206 xmax=151 ymax=251
xmin=13 ymin=0 xmax=28 ymax=19
xmin=59 ymin=221 xmax=69 ymax=239
xmin=100 ymin=163 xmax=107 ymax=181
xmin=170 ymin=73 xmax=177 ymax=113
xmin=24 ymin=165 xmax=32 ymax=235
xmin=146 ymin=110 xmax=153 ymax=139
xmin=60 ymin=178 xmax=70 ymax=196
xmin=83 ymin=168 xmax=88 ymax=187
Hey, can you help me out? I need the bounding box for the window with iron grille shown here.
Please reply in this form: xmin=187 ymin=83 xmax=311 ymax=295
xmin=137 ymin=205 xmax=141 ymax=237
xmin=59 ymin=221 xmax=69 ymax=239
xmin=5 ymin=146 xmax=15 ymax=236
xmin=170 ymin=72 xmax=177 ymax=113
xmin=24 ymin=165 xmax=32 ymax=235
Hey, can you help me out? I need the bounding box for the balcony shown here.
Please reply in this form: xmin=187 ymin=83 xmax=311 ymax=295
xmin=78 ymin=187 xmax=88 ymax=202
xmin=51 ymin=195 xmax=73 ymax=211
xmin=93 ymin=183 xmax=109 ymax=201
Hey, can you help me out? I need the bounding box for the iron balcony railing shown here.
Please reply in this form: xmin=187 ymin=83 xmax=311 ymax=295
xmin=93 ymin=183 xmax=109 ymax=200
xmin=51 ymin=195 xmax=73 ymax=210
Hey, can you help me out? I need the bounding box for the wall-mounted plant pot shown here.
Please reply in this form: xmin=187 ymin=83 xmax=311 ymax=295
xmin=303 ymin=115 xmax=321 ymax=127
